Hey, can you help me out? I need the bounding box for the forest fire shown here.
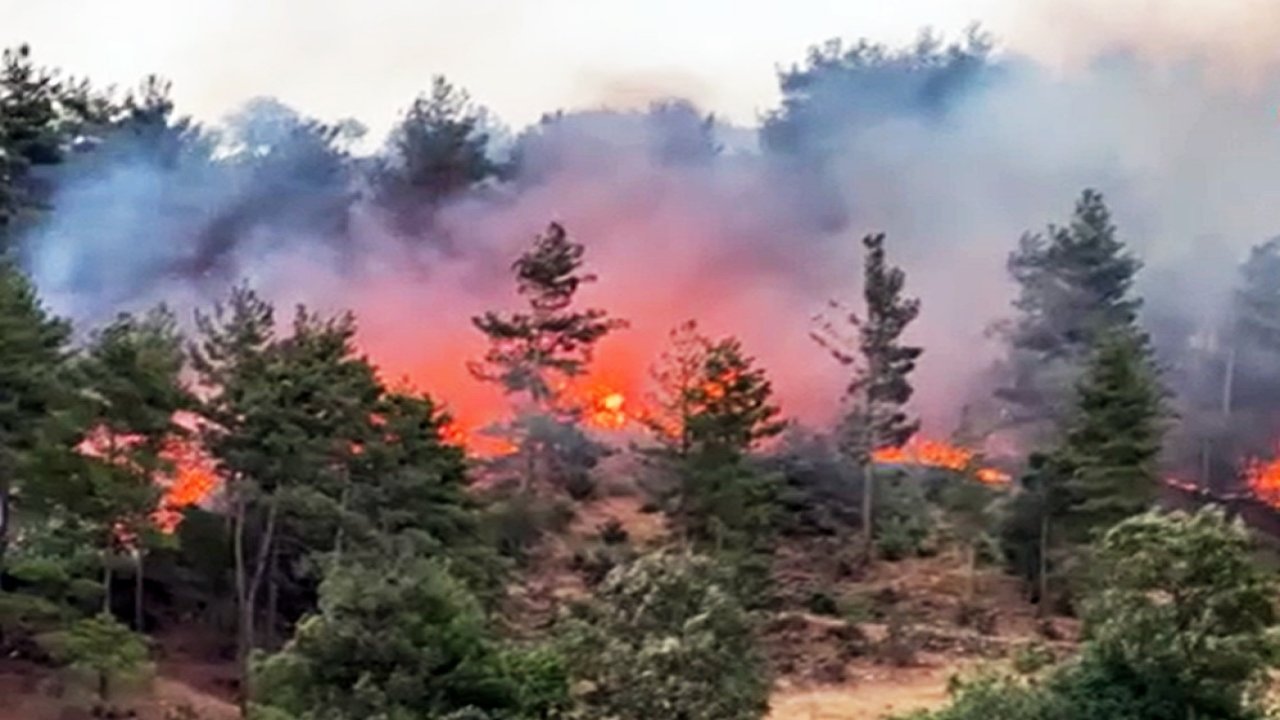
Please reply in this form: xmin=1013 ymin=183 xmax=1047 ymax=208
xmin=873 ymin=436 xmax=1011 ymax=485
xmin=1244 ymin=452 xmax=1280 ymax=507
xmin=153 ymin=438 xmax=219 ymax=533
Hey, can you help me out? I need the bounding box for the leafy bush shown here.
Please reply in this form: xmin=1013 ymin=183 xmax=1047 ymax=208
xmin=561 ymin=550 xmax=771 ymax=720
xmin=253 ymin=555 xmax=568 ymax=720
xmin=483 ymin=491 xmax=576 ymax=563
xmin=908 ymin=509 xmax=1280 ymax=720
xmin=0 ymin=591 xmax=75 ymax=658
xmin=1011 ymin=642 xmax=1056 ymax=676
xmin=873 ymin=474 xmax=930 ymax=560
xmin=893 ymin=672 xmax=1050 ymax=720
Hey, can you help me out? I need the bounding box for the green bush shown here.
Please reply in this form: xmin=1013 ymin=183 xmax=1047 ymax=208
xmin=253 ymin=555 xmax=568 ymax=720
xmin=873 ymin=475 xmax=930 ymax=560
xmin=561 ymin=550 xmax=771 ymax=720
xmin=1011 ymin=642 xmax=1056 ymax=676
xmin=0 ymin=591 xmax=75 ymax=658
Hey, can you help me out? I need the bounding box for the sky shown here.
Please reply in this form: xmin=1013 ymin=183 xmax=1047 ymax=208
xmin=6 ymin=0 xmax=1279 ymax=137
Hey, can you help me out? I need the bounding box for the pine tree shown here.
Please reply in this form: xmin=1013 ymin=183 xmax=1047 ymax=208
xmin=471 ymin=222 xmax=627 ymax=409
xmin=471 ymin=223 xmax=626 ymax=496
xmin=75 ymin=307 xmax=192 ymax=626
xmin=642 ymin=320 xmax=713 ymax=457
xmin=996 ymin=189 xmax=1143 ymax=436
xmin=0 ymin=45 xmax=66 ymax=248
xmin=191 ymin=287 xmax=383 ymax=709
xmin=375 ymin=76 xmax=495 ymax=228
xmin=1056 ymin=330 xmax=1166 ymax=543
xmin=643 ymin=323 xmax=784 ymax=549
xmin=0 ymin=45 xmax=113 ymax=249
xmin=813 ymin=233 xmax=922 ymax=555
xmin=0 ymin=258 xmax=72 ymax=571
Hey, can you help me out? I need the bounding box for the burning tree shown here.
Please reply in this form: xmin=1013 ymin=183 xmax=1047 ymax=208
xmin=643 ymin=323 xmax=784 ymax=548
xmin=813 ymin=232 xmax=922 ymax=557
xmin=74 ymin=307 xmax=192 ymax=629
xmin=191 ymin=286 xmax=385 ymax=709
xmin=470 ymin=221 xmax=627 ymax=495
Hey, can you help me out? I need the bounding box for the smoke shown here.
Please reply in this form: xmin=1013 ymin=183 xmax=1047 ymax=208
xmin=17 ymin=25 xmax=1280 ymax=451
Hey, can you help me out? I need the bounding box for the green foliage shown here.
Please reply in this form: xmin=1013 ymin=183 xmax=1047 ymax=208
xmin=0 ymin=257 xmax=72 ymax=566
xmin=375 ymin=75 xmax=496 ymax=223
xmin=996 ymin=189 xmax=1144 ymax=435
xmin=0 ymin=590 xmax=74 ymax=657
xmin=254 ymin=555 xmax=566 ymax=720
xmin=814 ymin=233 xmax=922 ymax=554
xmin=1 ymin=44 xmax=111 ymax=243
xmin=483 ymin=490 xmax=575 ymax=564
xmin=814 ymin=233 xmax=923 ymax=463
xmin=872 ymin=472 xmax=930 ymax=561
xmin=38 ymin=613 xmax=153 ymax=704
xmin=643 ymin=324 xmax=784 ymax=562
xmin=1056 ymin=331 xmax=1166 ymax=542
xmin=1083 ymin=508 xmax=1277 ymax=713
xmin=893 ymin=672 xmax=1049 ymax=720
xmin=560 ymin=550 xmax=770 ymax=720
xmin=915 ymin=508 xmax=1280 ymax=720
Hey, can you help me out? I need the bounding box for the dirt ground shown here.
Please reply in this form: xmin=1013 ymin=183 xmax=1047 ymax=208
xmin=769 ymin=664 xmax=957 ymax=720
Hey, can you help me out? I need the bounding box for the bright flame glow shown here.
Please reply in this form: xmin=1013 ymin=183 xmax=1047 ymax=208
xmin=872 ymin=436 xmax=1011 ymax=485
xmin=1245 ymin=451 xmax=1280 ymax=506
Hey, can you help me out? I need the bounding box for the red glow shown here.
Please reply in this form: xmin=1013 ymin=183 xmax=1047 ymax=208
xmin=873 ymin=436 xmax=1010 ymax=485
xmin=1245 ymin=450 xmax=1280 ymax=507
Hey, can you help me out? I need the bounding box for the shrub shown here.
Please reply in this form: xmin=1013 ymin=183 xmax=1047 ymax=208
xmin=561 ymin=550 xmax=771 ymax=720
xmin=253 ymin=555 xmax=568 ymax=720
xmin=0 ymin=591 xmax=74 ymax=658
xmin=1011 ymin=642 xmax=1056 ymax=676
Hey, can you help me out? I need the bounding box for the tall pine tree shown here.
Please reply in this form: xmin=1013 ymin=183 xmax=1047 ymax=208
xmin=996 ymin=189 xmax=1143 ymax=437
xmin=374 ymin=76 xmax=496 ymax=231
xmin=0 ymin=257 xmax=72 ymax=571
xmin=1056 ymin=330 xmax=1166 ymax=543
xmin=813 ymin=233 xmax=922 ymax=555
xmin=471 ymin=222 xmax=626 ymax=495
xmin=471 ymin=222 xmax=627 ymax=408
xmin=74 ymin=307 xmax=192 ymax=626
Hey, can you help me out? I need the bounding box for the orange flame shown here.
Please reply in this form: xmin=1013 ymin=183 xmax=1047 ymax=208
xmin=872 ymin=436 xmax=1010 ymax=485
xmin=153 ymin=436 xmax=219 ymax=533
xmin=1244 ymin=451 xmax=1280 ymax=507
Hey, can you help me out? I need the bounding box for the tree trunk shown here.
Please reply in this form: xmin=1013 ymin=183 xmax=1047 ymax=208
xmin=1037 ymin=512 xmax=1050 ymax=618
xmin=237 ymin=496 xmax=278 ymax=712
xmin=965 ymin=543 xmax=977 ymax=604
xmin=134 ymin=550 xmax=144 ymax=631
xmin=861 ymin=461 xmax=874 ymax=559
xmin=0 ymin=477 xmax=10 ymax=576
xmin=265 ymin=544 xmax=279 ymax=650
xmin=234 ymin=495 xmax=249 ymax=714
xmin=102 ymin=555 xmax=113 ymax=615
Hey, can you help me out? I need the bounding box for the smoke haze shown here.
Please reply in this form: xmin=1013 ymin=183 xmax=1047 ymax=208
xmin=14 ymin=6 xmax=1280 ymax=449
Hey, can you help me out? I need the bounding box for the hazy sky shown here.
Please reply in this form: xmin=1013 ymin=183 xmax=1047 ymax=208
xmin=4 ymin=0 xmax=1278 ymax=135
